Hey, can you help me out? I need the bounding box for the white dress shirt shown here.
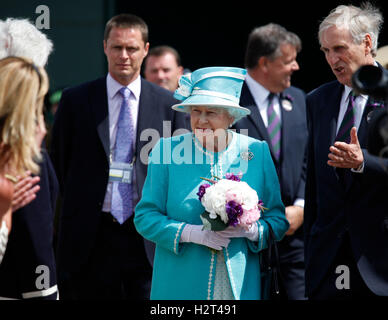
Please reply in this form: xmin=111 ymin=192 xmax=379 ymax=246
xmin=102 ymin=73 xmax=141 ymax=213
xmin=245 ymin=73 xmax=282 ymax=126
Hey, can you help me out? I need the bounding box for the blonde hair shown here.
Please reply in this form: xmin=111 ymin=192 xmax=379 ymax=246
xmin=0 ymin=56 xmax=48 ymax=175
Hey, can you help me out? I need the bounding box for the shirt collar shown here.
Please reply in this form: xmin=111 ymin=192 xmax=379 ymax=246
xmin=345 ymin=84 xmax=367 ymax=102
xmin=107 ymin=73 xmax=141 ymax=101
xmin=245 ymin=73 xmax=272 ymax=106
xmin=343 ymin=85 xmax=353 ymax=99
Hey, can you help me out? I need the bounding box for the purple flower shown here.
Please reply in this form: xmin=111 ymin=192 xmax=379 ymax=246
xmin=225 ymin=200 xmax=243 ymax=227
xmin=366 ymin=99 xmax=385 ymax=108
xmin=225 ymin=172 xmax=242 ymax=182
xmin=197 ymin=183 xmax=210 ymax=201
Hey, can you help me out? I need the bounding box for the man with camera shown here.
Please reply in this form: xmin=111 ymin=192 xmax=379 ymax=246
xmin=304 ymin=3 xmax=388 ymax=299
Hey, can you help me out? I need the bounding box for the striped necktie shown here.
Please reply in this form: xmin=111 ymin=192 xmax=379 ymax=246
xmin=267 ymin=93 xmax=281 ymax=161
xmin=111 ymin=87 xmax=134 ymax=224
xmin=335 ymin=91 xmax=357 ymax=143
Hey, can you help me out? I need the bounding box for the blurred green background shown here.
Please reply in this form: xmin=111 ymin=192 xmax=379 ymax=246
xmin=1 ymin=0 xmax=115 ymax=92
xmin=2 ymin=0 xmax=387 ymax=95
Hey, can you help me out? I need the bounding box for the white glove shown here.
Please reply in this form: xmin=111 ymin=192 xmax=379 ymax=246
xmin=180 ymin=224 xmax=230 ymax=250
xmin=216 ymin=223 xmax=259 ymax=242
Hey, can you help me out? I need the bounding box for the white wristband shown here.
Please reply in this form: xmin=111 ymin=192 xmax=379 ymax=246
xmin=0 ymin=220 xmax=9 ymax=265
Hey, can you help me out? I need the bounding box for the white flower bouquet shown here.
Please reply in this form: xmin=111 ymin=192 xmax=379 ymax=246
xmin=197 ymin=173 xmax=265 ymax=231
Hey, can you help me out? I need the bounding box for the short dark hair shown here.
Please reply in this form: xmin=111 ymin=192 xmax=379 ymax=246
xmin=244 ymin=23 xmax=302 ymax=69
xmin=104 ymin=14 xmax=149 ymax=43
xmin=146 ymin=45 xmax=182 ymax=66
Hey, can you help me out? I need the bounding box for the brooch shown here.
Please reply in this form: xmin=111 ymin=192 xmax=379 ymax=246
xmin=367 ymin=111 xmax=374 ymax=123
xmin=241 ymin=149 xmax=254 ymax=161
xmin=366 ymin=100 xmax=385 ymax=123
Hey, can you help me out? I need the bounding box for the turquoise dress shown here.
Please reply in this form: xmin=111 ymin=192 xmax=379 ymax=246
xmin=134 ymin=131 xmax=289 ymax=300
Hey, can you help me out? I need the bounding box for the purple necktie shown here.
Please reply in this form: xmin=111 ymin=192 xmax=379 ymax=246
xmin=267 ymin=93 xmax=281 ymax=161
xmin=336 ymin=91 xmax=356 ymax=143
xmin=111 ymin=87 xmax=134 ymax=224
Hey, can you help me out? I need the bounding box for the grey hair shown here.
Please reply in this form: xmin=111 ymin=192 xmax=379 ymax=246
xmin=188 ymin=105 xmax=245 ymax=125
xmin=318 ymin=2 xmax=383 ymax=57
xmin=226 ymin=108 xmax=245 ymax=125
xmin=0 ymin=18 xmax=53 ymax=67
xmin=245 ymin=23 xmax=302 ymax=69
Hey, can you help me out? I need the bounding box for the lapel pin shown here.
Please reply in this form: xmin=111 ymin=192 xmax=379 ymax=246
xmin=281 ymin=99 xmax=293 ymax=111
xmin=241 ymin=149 xmax=254 ymax=161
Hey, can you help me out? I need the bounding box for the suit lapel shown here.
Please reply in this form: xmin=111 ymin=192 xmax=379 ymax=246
xmin=358 ymin=97 xmax=373 ymax=147
xmin=279 ymin=97 xmax=292 ymax=162
xmin=358 ymin=98 xmax=386 ymax=148
xmin=324 ymin=84 xmax=344 ymax=148
xmin=135 ymin=79 xmax=160 ymax=195
xmin=136 ymin=79 xmax=159 ymax=148
xmin=319 ymin=83 xmax=344 ymax=182
xmin=240 ymin=83 xmax=272 ymax=143
xmin=91 ymin=77 xmax=110 ymax=161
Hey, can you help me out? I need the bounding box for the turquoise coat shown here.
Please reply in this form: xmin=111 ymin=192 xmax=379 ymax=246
xmin=134 ymin=131 xmax=289 ymax=300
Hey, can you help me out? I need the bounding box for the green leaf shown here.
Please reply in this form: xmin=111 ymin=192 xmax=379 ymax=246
xmin=200 ymin=211 xmax=228 ymax=231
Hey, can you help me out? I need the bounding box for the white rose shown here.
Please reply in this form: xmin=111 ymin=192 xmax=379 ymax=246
xmin=239 ymin=181 xmax=259 ymax=209
xmin=200 ymin=179 xmax=260 ymax=225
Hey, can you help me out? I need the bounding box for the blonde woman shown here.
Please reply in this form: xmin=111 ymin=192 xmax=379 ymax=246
xmin=0 ymin=56 xmax=48 ymax=264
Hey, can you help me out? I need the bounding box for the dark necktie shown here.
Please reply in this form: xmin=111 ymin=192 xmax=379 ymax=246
xmin=267 ymin=93 xmax=281 ymax=161
xmin=335 ymin=91 xmax=357 ymax=143
xmin=111 ymin=87 xmax=134 ymax=224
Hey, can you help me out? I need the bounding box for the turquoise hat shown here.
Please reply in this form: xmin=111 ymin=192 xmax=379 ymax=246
xmin=172 ymin=67 xmax=250 ymax=122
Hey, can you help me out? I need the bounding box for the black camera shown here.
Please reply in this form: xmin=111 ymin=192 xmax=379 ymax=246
xmin=352 ymin=65 xmax=388 ymax=158
xmin=352 ymin=65 xmax=388 ymax=101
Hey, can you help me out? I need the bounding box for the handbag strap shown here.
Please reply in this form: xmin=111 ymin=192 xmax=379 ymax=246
xmin=262 ymin=219 xmax=281 ymax=295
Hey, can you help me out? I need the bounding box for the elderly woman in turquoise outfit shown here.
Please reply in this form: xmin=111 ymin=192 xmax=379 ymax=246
xmin=134 ymin=67 xmax=289 ymax=300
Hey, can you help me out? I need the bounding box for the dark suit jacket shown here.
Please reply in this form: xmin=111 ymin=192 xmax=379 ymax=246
xmin=235 ymin=83 xmax=307 ymax=206
xmin=234 ymin=83 xmax=307 ymax=261
xmin=0 ymin=151 xmax=58 ymax=299
xmin=50 ymin=76 xmax=189 ymax=275
xmin=305 ymin=79 xmax=388 ymax=296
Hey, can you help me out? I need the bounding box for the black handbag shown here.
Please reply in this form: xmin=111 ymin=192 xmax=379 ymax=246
xmin=260 ymin=220 xmax=288 ymax=300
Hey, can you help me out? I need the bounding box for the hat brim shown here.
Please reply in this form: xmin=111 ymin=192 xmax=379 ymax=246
xmin=171 ymin=95 xmax=250 ymax=119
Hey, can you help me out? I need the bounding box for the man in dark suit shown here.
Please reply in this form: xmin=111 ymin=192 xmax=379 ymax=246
xmin=233 ymin=23 xmax=307 ymax=299
xmin=305 ymin=3 xmax=388 ymax=299
xmin=50 ymin=14 xmax=188 ymax=300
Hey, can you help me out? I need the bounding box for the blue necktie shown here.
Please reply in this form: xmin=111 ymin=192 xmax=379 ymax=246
xmin=111 ymin=87 xmax=134 ymax=224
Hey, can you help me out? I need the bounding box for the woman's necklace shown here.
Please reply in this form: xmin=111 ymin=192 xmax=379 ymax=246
xmin=192 ymin=131 xmax=232 ymax=179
